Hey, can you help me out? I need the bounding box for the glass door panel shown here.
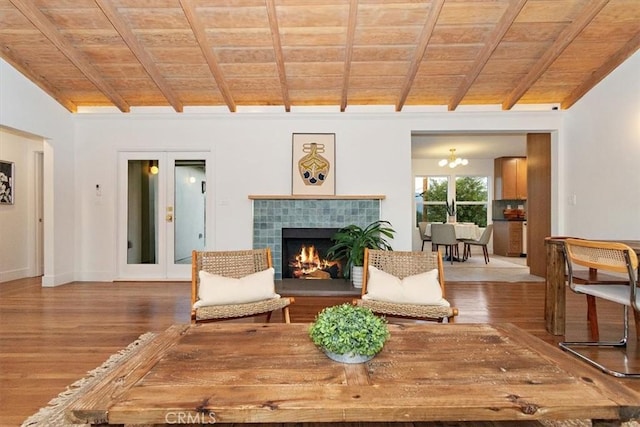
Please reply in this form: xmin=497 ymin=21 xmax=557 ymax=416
xmin=173 ymin=160 xmax=206 ymax=264
xmin=126 ymin=159 xmax=159 ymax=265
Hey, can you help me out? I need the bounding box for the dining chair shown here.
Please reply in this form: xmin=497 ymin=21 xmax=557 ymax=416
xmin=356 ymin=248 xmax=458 ymax=323
xmin=430 ymin=223 xmax=459 ymax=264
xmin=462 ymin=224 xmax=493 ymax=264
xmin=417 ymin=221 xmax=431 ymax=251
xmin=559 ymin=238 xmax=639 ymax=378
xmin=191 ymin=248 xmax=294 ymax=323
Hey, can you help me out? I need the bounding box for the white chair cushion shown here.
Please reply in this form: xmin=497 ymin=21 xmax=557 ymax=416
xmin=362 ymin=266 xmax=450 ymax=307
xmin=194 ymin=267 xmax=279 ymax=308
xmin=573 ymin=284 xmax=638 ymax=306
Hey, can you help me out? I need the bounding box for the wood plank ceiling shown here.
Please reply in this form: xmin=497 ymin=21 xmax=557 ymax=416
xmin=1 ymin=0 xmax=639 ymax=113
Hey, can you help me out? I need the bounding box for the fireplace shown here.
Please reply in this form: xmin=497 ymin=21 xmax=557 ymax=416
xmin=281 ymin=228 xmax=343 ymax=280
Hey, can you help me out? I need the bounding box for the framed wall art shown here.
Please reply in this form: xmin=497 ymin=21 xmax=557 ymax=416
xmin=0 ymin=160 xmax=14 ymax=205
xmin=292 ymin=133 xmax=335 ymax=196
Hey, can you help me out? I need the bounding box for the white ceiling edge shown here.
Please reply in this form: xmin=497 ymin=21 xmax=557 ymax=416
xmin=411 ymin=132 xmax=527 ymax=159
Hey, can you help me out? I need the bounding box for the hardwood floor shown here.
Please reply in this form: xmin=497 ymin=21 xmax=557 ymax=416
xmin=1 ymin=277 xmax=638 ymax=426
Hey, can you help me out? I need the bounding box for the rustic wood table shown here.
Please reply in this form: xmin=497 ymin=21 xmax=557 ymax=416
xmin=67 ymin=323 xmax=640 ymax=426
xmin=544 ymin=237 xmax=640 ymax=335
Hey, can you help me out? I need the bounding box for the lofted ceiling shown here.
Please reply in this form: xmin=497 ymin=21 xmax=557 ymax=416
xmin=1 ymin=0 xmax=639 ymax=114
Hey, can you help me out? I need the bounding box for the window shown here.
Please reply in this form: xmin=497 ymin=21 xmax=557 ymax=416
xmin=415 ymin=176 xmax=449 ymax=224
xmin=415 ymin=175 xmax=489 ymax=227
xmin=455 ymin=176 xmax=488 ymax=227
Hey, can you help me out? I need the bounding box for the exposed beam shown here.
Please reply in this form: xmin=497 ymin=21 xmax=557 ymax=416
xmin=8 ymin=0 xmax=130 ymax=112
xmin=448 ymin=0 xmax=527 ymax=111
xmin=340 ymin=0 xmax=358 ymax=112
xmin=179 ymin=0 xmax=236 ymax=113
xmin=562 ymin=29 xmax=640 ymax=110
xmin=502 ymin=0 xmax=609 ymax=110
xmin=395 ymin=0 xmax=444 ymax=112
xmin=0 ymin=46 xmax=77 ymax=113
xmin=95 ymin=0 xmax=183 ymax=112
xmin=266 ymin=0 xmax=291 ymax=112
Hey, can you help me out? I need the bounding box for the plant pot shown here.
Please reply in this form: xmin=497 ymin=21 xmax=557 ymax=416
xmin=351 ymin=265 xmax=364 ymax=288
xmin=447 ymin=216 xmax=456 ymax=223
xmin=323 ymin=349 xmax=374 ymax=364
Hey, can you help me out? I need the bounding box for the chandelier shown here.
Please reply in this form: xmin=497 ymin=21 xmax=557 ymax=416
xmin=438 ymin=148 xmax=468 ymax=168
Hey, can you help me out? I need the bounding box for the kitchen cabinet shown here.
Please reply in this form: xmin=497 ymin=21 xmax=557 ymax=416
xmin=493 ymin=220 xmax=523 ymax=257
xmin=494 ymin=157 xmax=527 ymax=200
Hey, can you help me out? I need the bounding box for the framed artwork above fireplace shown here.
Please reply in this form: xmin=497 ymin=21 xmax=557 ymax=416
xmin=292 ymin=133 xmax=335 ymax=196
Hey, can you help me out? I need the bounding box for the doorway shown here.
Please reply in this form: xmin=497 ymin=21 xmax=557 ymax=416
xmin=118 ymin=152 xmax=210 ymax=280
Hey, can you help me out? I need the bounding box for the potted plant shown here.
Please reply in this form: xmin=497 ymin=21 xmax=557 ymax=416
xmin=308 ymin=303 xmax=390 ymax=364
xmin=446 ymin=199 xmax=456 ymax=223
xmin=326 ymin=220 xmax=395 ymax=288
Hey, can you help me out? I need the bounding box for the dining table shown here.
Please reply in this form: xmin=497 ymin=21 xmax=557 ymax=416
xmin=426 ymin=222 xmax=482 ymax=240
xmin=544 ymin=236 xmax=640 ymax=335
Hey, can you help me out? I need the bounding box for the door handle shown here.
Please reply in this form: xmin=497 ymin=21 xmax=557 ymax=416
xmin=166 ymin=214 xmax=173 ymax=222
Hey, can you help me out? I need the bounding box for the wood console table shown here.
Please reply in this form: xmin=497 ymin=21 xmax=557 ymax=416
xmin=67 ymin=322 xmax=640 ymax=426
xmin=544 ymin=237 xmax=640 ymax=335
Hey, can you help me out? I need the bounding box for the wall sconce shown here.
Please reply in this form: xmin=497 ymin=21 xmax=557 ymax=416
xmin=149 ymin=160 xmax=159 ymax=175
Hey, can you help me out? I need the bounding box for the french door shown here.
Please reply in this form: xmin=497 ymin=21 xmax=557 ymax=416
xmin=118 ymin=151 xmax=211 ymax=280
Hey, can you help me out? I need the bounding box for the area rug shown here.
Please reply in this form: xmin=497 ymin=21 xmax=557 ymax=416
xmin=21 ymin=332 xmax=158 ymax=427
xmin=21 ymin=331 xmax=639 ymax=427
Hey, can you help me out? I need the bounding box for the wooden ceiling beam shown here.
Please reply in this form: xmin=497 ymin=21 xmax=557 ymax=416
xmin=502 ymin=0 xmax=610 ymax=110
xmin=448 ymin=0 xmax=526 ymax=111
xmin=179 ymin=0 xmax=236 ymax=113
xmin=266 ymin=0 xmax=291 ymax=112
xmin=562 ymin=29 xmax=640 ymax=110
xmin=8 ymin=0 xmax=130 ymax=113
xmin=395 ymin=0 xmax=445 ymax=112
xmin=0 ymin=46 xmax=78 ymax=113
xmin=340 ymin=0 xmax=358 ymax=112
xmin=95 ymin=0 xmax=183 ymax=112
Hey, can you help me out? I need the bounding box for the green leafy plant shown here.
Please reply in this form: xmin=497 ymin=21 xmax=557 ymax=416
xmin=308 ymin=304 xmax=390 ymax=356
xmin=326 ymin=220 xmax=395 ymax=278
xmin=446 ymin=199 xmax=456 ymax=216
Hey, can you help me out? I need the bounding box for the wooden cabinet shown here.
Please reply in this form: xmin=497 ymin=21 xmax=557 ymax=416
xmin=494 ymin=157 xmax=527 ymax=199
xmin=493 ymin=221 xmax=523 ymax=257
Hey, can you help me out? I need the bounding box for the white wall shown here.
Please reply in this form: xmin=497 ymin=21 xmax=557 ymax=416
xmin=74 ymin=111 xmax=562 ymax=281
xmin=0 ymin=59 xmax=75 ymax=286
xmin=563 ymin=50 xmax=640 ymax=240
xmin=0 ymin=130 xmax=43 ymax=281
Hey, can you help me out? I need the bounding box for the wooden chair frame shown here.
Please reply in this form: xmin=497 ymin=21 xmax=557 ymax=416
xmin=191 ymin=248 xmax=293 ymax=324
xmin=560 ymin=238 xmax=639 ymax=378
xmin=356 ymin=248 xmax=458 ymax=323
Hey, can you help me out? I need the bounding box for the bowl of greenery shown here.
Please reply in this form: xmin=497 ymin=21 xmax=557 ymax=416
xmin=308 ymin=303 xmax=390 ymax=364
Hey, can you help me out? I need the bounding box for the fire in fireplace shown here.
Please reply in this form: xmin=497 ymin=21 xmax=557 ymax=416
xmin=281 ymin=228 xmax=343 ymax=280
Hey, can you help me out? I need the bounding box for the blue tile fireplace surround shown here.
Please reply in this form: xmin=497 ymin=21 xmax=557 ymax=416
xmin=251 ymin=196 xmax=383 ymax=279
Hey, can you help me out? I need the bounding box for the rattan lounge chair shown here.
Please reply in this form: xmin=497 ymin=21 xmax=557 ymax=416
xmin=355 ymin=248 xmax=458 ymax=322
xmin=191 ymin=248 xmax=293 ymax=323
xmin=559 ymin=238 xmax=639 ymax=378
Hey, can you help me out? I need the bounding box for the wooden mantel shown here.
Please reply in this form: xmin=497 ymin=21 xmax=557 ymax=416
xmin=248 ymin=195 xmax=385 ymax=200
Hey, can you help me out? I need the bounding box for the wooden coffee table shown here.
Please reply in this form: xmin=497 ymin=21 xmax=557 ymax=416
xmin=67 ymin=322 xmax=640 ymax=426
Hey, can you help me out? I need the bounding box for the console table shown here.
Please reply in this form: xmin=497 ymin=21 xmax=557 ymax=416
xmin=67 ymin=322 xmax=640 ymax=426
xmin=544 ymin=237 xmax=640 ymax=335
